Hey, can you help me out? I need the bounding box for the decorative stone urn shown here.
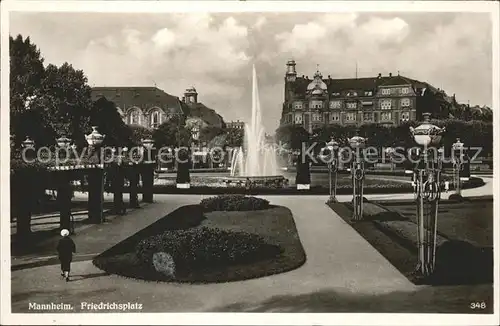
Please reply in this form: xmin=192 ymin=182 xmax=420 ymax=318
xmin=56 ymin=136 xmax=72 ymax=148
xmin=85 ymin=126 xmax=106 ymax=147
xmin=22 ymin=136 xmax=35 ymax=149
xmin=410 ymin=113 xmax=445 ymax=147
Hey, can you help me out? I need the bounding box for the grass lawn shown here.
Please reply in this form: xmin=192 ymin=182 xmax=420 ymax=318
xmin=328 ymin=198 xmax=493 ymax=287
xmin=93 ymin=202 xmax=306 ymax=283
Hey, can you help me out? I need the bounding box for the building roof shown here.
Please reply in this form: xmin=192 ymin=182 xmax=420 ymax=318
xmin=187 ymin=102 xmax=226 ymax=128
xmin=91 ymin=87 xmax=183 ymax=114
xmin=289 ymin=74 xmax=430 ymax=97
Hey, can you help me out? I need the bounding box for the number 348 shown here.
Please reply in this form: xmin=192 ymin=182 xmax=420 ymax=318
xmin=470 ymin=302 xmax=486 ymax=309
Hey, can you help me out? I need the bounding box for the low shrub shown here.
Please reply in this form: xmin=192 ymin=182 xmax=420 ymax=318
xmin=200 ymin=195 xmax=270 ymax=211
xmin=136 ymin=227 xmax=281 ymax=274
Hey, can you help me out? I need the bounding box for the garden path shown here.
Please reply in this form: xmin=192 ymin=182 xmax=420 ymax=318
xmin=9 ymin=176 xmax=493 ymax=315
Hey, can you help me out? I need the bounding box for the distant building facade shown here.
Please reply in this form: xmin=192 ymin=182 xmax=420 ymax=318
xmin=227 ymin=120 xmax=245 ymax=130
xmin=280 ymin=60 xmax=446 ymax=133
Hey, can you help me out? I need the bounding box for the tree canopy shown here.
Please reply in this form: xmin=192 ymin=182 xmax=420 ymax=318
xmin=153 ymin=119 xmax=192 ymax=148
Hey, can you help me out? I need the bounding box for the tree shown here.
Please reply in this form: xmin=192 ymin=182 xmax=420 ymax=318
xmin=90 ymin=97 xmax=131 ymax=147
xmin=153 ymin=119 xmax=192 ymax=148
xmin=198 ymin=126 xmax=225 ymax=143
xmin=128 ymin=125 xmax=153 ymax=147
xmin=275 ymin=125 xmax=310 ymax=150
xmin=225 ymin=128 xmax=245 ymax=148
xmin=10 ymin=35 xmax=47 ymax=146
xmin=35 ymin=63 xmax=93 ymax=146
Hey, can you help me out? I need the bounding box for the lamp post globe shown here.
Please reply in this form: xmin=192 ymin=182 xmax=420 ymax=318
xmin=141 ymin=138 xmax=155 ymax=150
xmin=452 ymin=138 xmax=464 ymax=154
xmin=410 ymin=113 xmax=445 ymax=147
xmin=348 ymin=135 xmax=367 ymax=150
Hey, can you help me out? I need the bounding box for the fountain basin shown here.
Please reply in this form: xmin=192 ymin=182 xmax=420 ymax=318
xmin=221 ymin=175 xmax=288 ymax=188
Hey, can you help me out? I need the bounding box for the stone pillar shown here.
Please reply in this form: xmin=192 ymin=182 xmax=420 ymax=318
xmin=13 ymin=171 xmax=34 ymax=237
xmin=141 ymin=163 xmax=155 ymax=203
xmin=56 ymin=172 xmax=73 ymax=231
xmin=129 ymin=165 xmax=140 ymax=208
xmin=87 ymin=168 xmax=105 ymax=223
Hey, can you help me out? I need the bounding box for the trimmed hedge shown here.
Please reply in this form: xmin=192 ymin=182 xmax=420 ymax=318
xmin=200 ymin=195 xmax=270 ymax=211
xmin=136 ymin=227 xmax=281 ymax=277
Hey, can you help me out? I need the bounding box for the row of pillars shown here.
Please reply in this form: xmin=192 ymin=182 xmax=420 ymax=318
xmin=13 ymin=163 xmax=156 ymax=236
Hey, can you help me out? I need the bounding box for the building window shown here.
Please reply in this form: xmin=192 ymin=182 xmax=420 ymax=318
xmin=401 ymin=87 xmax=410 ymax=94
xmin=151 ymin=111 xmax=161 ymax=128
xmin=309 ymin=100 xmax=323 ymax=109
xmin=364 ymin=91 xmax=373 ymax=96
xmin=293 ymin=102 xmax=303 ymax=110
xmin=401 ymin=112 xmax=410 ymax=121
xmin=129 ymin=109 xmax=142 ymax=125
xmin=380 ymin=99 xmax=392 ymax=110
xmin=330 ymin=112 xmax=340 ymax=121
xmin=400 ymin=98 xmax=411 ymax=107
xmin=381 ymin=112 xmax=392 ymax=121
xmin=345 ymin=112 xmax=356 ymax=121
xmin=346 ymin=102 xmax=357 ymax=109
xmin=363 ymin=112 xmax=373 ymax=121
xmin=312 ymin=113 xmax=322 ymax=122
xmin=329 ymin=101 xmax=341 ymax=109
xmin=381 ymin=88 xmax=391 ymax=95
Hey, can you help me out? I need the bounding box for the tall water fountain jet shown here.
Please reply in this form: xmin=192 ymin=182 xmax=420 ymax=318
xmin=230 ymin=65 xmax=280 ymax=177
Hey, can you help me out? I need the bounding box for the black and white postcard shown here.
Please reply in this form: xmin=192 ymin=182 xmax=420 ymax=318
xmin=1 ymin=1 xmax=499 ymax=325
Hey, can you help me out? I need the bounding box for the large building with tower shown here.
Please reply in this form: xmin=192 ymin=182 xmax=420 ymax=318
xmin=91 ymin=86 xmax=225 ymax=129
xmin=280 ymin=60 xmax=450 ymax=133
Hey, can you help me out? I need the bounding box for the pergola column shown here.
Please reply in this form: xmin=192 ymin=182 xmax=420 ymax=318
xmin=56 ymin=171 xmax=73 ymax=231
xmin=87 ymin=168 xmax=105 ymax=223
xmin=129 ymin=165 xmax=140 ymax=208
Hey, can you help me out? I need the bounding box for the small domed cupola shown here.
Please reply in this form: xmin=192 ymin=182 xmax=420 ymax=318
xmin=307 ymin=65 xmax=328 ymax=93
xmin=184 ymin=86 xmax=198 ymax=104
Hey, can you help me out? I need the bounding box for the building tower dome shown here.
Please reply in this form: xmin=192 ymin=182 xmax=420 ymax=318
xmin=286 ymin=59 xmax=297 ymax=82
xmin=184 ymin=86 xmax=198 ymax=105
xmin=307 ymin=66 xmax=328 ymax=92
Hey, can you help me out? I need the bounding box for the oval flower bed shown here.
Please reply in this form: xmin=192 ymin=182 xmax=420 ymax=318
xmin=135 ymin=227 xmax=281 ymax=281
xmin=93 ymin=196 xmax=306 ymax=283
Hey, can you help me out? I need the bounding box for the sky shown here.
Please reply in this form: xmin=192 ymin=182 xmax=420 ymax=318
xmin=10 ymin=11 xmax=493 ymax=132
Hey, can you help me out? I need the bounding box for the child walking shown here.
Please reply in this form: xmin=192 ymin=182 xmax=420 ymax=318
xmin=57 ymin=229 xmax=76 ymax=282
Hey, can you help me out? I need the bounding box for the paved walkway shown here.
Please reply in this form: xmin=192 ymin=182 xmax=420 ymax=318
xmin=9 ymin=176 xmax=493 ymax=313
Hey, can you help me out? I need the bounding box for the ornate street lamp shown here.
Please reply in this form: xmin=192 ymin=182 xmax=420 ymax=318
xmin=22 ymin=136 xmax=35 ymax=149
xmin=409 ymin=112 xmax=446 ymax=279
xmin=385 ymin=147 xmax=396 ymax=171
xmin=320 ymin=137 xmax=340 ymax=203
xmin=348 ymin=133 xmax=367 ymax=221
xmin=452 ymin=138 xmax=465 ymax=198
